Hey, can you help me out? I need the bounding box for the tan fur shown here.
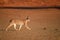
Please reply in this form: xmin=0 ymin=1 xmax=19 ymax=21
xmin=6 ymin=17 xmax=31 ymax=31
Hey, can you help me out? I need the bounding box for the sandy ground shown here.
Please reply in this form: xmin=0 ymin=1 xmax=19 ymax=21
xmin=0 ymin=9 xmax=60 ymax=40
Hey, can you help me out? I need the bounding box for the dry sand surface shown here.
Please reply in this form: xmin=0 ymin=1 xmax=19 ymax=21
xmin=0 ymin=9 xmax=60 ymax=40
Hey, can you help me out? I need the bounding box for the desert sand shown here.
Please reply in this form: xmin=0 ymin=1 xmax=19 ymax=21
xmin=0 ymin=8 xmax=60 ymax=40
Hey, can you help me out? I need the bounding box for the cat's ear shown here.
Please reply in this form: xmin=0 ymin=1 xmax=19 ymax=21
xmin=26 ymin=16 xmax=30 ymax=19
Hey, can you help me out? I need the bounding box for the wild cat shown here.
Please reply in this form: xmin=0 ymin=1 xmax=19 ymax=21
xmin=6 ymin=16 xmax=31 ymax=31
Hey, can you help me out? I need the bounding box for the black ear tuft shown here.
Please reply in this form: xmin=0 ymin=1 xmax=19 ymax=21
xmin=9 ymin=19 xmax=12 ymax=22
xmin=26 ymin=16 xmax=29 ymax=19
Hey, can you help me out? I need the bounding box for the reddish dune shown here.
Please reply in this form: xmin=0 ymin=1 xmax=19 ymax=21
xmin=0 ymin=0 xmax=60 ymax=7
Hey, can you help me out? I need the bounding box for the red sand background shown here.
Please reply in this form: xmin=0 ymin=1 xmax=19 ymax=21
xmin=0 ymin=0 xmax=60 ymax=7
